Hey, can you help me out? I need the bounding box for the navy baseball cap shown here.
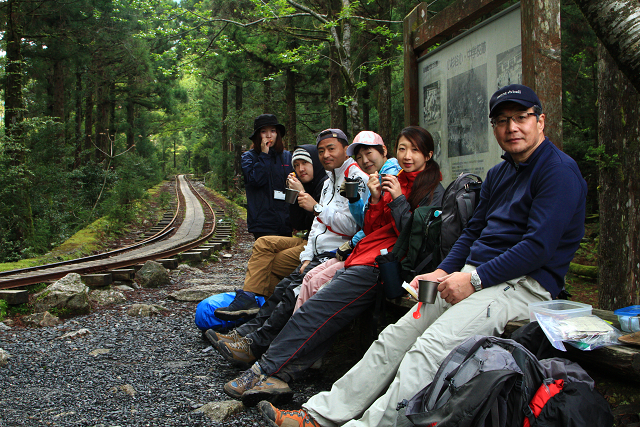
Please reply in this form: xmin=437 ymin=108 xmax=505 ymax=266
xmin=316 ymin=129 xmax=349 ymax=145
xmin=489 ymin=84 xmax=542 ymax=117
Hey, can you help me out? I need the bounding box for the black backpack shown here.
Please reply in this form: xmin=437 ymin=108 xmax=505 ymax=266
xmin=379 ymin=173 xmax=482 ymax=289
xmin=376 ymin=173 xmax=483 ymax=299
xmin=390 ymin=205 xmax=442 ymax=284
xmin=400 ymin=335 xmax=545 ymax=427
xmin=439 ymin=172 xmax=482 ymax=260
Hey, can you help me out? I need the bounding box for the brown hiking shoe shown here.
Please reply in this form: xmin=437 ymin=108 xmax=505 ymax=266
xmin=258 ymin=401 xmax=320 ymax=427
xmin=205 ymin=328 xmax=242 ymax=347
xmin=242 ymin=376 xmax=293 ymax=407
xmin=223 ymin=365 xmax=264 ymax=399
xmin=217 ymin=336 xmax=256 ymax=369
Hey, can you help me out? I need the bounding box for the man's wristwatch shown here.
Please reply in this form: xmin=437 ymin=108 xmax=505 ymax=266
xmin=313 ymin=204 xmax=323 ymax=216
xmin=470 ymin=270 xmax=482 ymax=292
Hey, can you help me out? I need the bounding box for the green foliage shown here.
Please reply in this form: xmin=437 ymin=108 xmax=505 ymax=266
xmin=8 ymin=303 xmax=31 ymax=317
xmin=204 ymin=148 xmax=246 ymax=206
xmin=585 ymin=145 xmax=621 ymax=170
xmin=104 ymin=154 xmax=160 ymax=227
xmin=0 ymin=299 xmax=7 ymax=321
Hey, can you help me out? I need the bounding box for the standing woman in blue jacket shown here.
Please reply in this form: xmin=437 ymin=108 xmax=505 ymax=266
xmin=242 ymin=114 xmax=294 ymax=239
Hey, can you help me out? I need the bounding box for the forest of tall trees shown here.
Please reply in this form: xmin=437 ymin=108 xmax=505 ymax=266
xmin=0 ymin=0 xmax=635 ymax=306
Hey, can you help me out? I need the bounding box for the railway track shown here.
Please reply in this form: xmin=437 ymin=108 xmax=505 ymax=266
xmin=0 ymin=175 xmax=231 ymax=290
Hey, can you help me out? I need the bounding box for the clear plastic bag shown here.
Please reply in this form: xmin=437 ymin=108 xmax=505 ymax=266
xmin=535 ymin=313 xmax=623 ymax=351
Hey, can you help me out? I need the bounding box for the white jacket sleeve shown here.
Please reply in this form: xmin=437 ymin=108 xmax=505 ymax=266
xmin=316 ymin=167 xmax=369 ymax=236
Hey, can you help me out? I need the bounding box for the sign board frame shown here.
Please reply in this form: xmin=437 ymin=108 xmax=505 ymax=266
xmin=403 ymin=0 xmax=562 ymax=181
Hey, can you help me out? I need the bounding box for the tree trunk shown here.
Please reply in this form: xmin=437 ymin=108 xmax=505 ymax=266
xmin=378 ymin=64 xmax=393 ymax=151
xmin=109 ymin=81 xmax=116 ymax=145
xmin=84 ymin=74 xmax=94 ymax=162
xmin=126 ymin=75 xmax=135 ymax=150
xmin=376 ymin=5 xmax=393 ymax=151
xmin=75 ymin=71 xmax=83 ymax=167
xmin=573 ymin=0 xmax=640 ymax=94
xmin=329 ymin=43 xmax=346 ymax=131
xmin=362 ymin=76 xmax=370 ymax=132
xmin=264 ymin=65 xmax=272 ymax=114
xmin=285 ymin=68 xmax=297 ymax=150
xmin=235 ymin=77 xmax=243 ymax=176
xmin=597 ymin=43 xmax=640 ymax=309
xmin=222 ymin=79 xmax=229 ymax=151
xmin=4 ymin=0 xmax=24 ymax=138
xmin=95 ymin=70 xmax=110 ymax=160
xmin=337 ymin=0 xmax=362 ymax=136
xmin=3 ymin=0 xmax=34 ymax=243
xmin=52 ymin=59 xmax=66 ymax=144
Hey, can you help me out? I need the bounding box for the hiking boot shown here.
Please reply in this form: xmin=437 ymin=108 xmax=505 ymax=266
xmin=223 ymin=364 xmax=265 ymax=399
xmin=205 ymin=328 xmax=242 ymax=347
xmin=214 ymin=289 xmax=260 ymax=320
xmin=242 ymin=376 xmax=293 ymax=407
xmin=258 ymin=401 xmax=320 ymax=427
xmin=217 ymin=336 xmax=256 ymax=369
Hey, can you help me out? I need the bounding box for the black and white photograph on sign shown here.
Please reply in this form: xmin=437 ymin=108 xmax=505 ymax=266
xmin=423 ymin=82 xmax=441 ymax=125
xmin=496 ymin=45 xmax=522 ymax=89
xmin=447 ymin=64 xmax=488 ymax=157
xmin=428 ymin=129 xmax=442 ymax=161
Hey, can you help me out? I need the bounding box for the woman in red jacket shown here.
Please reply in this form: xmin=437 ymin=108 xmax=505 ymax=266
xmin=224 ymin=126 xmax=446 ymax=406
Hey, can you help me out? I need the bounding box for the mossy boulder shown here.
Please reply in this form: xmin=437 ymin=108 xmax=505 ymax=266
xmin=32 ymin=273 xmax=90 ymax=314
xmin=135 ymin=260 xmax=171 ymax=288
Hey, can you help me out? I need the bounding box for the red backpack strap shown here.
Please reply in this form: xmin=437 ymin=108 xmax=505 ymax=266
xmin=524 ymin=379 xmax=564 ymax=427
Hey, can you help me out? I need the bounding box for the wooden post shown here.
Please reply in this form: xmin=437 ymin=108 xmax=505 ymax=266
xmin=403 ymin=4 xmax=422 ymax=127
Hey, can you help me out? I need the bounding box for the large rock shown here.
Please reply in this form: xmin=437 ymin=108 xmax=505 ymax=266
xmin=126 ymin=303 xmax=167 ymax=317
xmin=0 ymin=348 xmax=10 ymax=367
xmin=193 ymin=400 xmax=244 ymax=422
xmin=22 ymin=311 xmax=61 ymax=327
xmin=168 ymin=285 xmax=228 ymax=302
xmin=32 ymin=273 xmax=90 ymax=313
xmin=135 ymin=260 xmax=171 ymax=288
xmin=89 ymin=288 xmax=127 ymax=306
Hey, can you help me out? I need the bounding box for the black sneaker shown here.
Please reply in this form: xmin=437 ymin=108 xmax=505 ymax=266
xmin=214 ymin=289 xmax=260 ymax=320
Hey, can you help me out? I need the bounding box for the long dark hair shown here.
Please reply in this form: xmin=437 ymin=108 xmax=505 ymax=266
xmin=251 ymin=128 xmax=285 ymax=154
xmin=397 ymin=126 xmax=440 ymax=210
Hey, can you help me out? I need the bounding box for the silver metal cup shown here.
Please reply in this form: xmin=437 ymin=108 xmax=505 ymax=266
xmin=418 ymin=280 xmax=439 ymax=304
xmin=345 ymin=181 xmax=359 ymax=199
xmin=284 ymin=188 xmax=299 ymax=204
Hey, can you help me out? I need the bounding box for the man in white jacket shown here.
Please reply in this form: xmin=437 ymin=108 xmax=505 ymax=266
xmin=209 ymin=129 xmax=369 ymax=386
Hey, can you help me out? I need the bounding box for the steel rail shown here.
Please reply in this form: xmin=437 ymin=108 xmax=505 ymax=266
xmin=0 ymin=177 xmax=182 ymax=278
xmin=0 ymin=175 xmax=219 ymax=289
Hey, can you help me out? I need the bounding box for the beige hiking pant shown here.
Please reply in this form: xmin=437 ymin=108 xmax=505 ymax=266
xmin=243 ymin=236 xmax=306 ymax=297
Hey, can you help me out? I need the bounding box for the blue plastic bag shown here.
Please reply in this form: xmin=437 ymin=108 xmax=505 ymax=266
xmin=195 ymin=291 xmax=266 ymax=332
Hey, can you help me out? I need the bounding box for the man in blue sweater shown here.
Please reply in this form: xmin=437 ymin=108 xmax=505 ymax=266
xmin=259 ymin=84 xmax=588 ymax=427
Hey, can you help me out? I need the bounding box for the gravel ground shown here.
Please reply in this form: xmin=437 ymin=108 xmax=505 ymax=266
xmin=0 ymin=192 xmax=362 ymax=427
